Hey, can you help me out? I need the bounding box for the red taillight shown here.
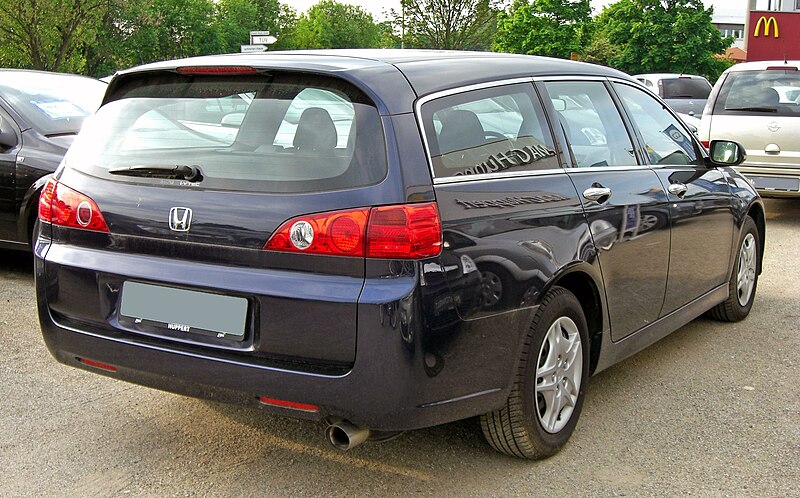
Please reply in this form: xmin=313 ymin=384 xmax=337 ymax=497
xmin=38 ymin=179 xmax=109 ymax=233
xmin=258 ymin=396 xmax=319 ymax=413
xmin=77 ymin=357 xmax=117 ymax=372
xmin=265 ymin=207 xmax=370 ymax=256
xmin=176 ymin=66 xmax=257 ymax=75
xmin=366 ymin=203 xmax=442 ymax=259
xmin=700 ymin=140 xmax=710 ymax=149
xmin=264 ymin=202 xmax=442 ymax=259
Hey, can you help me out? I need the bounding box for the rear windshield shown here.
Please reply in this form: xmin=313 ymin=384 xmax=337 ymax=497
xmin=713 ymin=69 xmax=800 ymax=117
xmin=0 ymin=72 xmax=106 ymax=135
xmin=660 ymin=78 xmax=711 ymax=99
xmin=64 ymin=72 xmax=387 ymax=193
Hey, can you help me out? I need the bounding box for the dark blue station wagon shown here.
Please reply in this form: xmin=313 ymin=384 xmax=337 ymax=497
xmin=35 ymin=50 xmax=764 ymax=459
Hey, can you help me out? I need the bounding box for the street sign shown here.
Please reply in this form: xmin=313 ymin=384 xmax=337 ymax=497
xmin=250 ymin=30 xmax=271 ymax=36
xmin=251 ymin=35 xmax=277 ymax=45
xmin=241 ymin=44 xmax=267 ymax=53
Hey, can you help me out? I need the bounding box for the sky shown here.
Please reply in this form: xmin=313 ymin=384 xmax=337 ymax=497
xmin=282 ymin=0 xmax=757 ymax=21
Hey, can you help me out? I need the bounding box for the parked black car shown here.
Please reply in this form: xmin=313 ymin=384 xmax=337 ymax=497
xmin=0 ymin=69 xmax=106 ymax=250
xmin=35 ymin=50 xmax=764 ymax=459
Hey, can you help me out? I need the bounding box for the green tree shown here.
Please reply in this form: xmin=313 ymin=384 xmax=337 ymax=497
xmin=494 ymin=0 xmax=592 ymax=59
xmin=214 ymin=0 xmax=297 ymax=53
xmin=291 ymin=0 xmax=383 ymax=49
xmin=393 ymin=0 xmax=499 ymax=50
xmin=114 ymin=0 xmax=219 ymax=67
xmin=594 ymin=0 xmax=732 ymax=80
xmin=0 ymin=0 xmax=108 ymax=72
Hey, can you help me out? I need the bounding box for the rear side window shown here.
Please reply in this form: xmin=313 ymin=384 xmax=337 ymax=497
xmin=713 ymin=69 xmax=800 ymax=117
xmin=419 ymin=83 xmax=558 ymax=178
xmin=660 ymin=78 xmax=711 ymax=99
xmin=65 ymin=72 xmax=386 ymax=193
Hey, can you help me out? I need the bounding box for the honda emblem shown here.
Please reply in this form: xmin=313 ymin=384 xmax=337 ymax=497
xmin=169 ymin=207 xmax=192 ymax=232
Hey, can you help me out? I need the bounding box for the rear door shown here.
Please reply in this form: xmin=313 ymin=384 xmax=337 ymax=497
xmin=0 ymin=104 xmax=19 ymax=241
xmin=540 ymin=79 xmax=671 ymax=341
xmin=41 ymin=69 xmax=398 ymax=367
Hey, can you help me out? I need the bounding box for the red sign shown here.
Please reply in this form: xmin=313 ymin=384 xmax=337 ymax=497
xmin=747 ymin=11 xmax=800 ymax=61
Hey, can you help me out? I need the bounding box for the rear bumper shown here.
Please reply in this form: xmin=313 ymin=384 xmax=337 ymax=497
xmin=35 ymin=245 xmax=533 ymax=432
xmin=735 ymin=165 xmax=800 ymax=197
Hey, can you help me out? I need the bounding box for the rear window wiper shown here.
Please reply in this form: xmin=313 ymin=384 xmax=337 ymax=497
xmin=725 ymin=107 xmax=777 ymax=113
xmin=108 ymin=164 xmax=204 ymax=182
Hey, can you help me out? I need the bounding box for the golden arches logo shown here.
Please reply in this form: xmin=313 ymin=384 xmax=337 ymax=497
xmin=754 ymin=16 xmax=779 ymax=38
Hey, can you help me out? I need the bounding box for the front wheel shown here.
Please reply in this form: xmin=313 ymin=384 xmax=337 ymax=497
xmin=707 ymin=216 xmax=760 ymax=322
xmin=480 ymin=286 xmax=589 ymax=459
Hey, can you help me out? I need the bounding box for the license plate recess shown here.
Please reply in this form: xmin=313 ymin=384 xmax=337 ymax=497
xmin=119 ymin=281 xmax=248 ymax=341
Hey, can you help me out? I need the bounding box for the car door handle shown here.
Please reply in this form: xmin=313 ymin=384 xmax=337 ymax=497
xmin=668 ymin=183 xmax=688 ymax=197
xmin=582 ymin=187 xmax=612 ymax=203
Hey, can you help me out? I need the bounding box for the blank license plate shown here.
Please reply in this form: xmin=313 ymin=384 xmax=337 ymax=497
xmin=750 ymin=176 xmax=800 ymax=192
xmin=120 ymin=281 xmax=247 ymax=340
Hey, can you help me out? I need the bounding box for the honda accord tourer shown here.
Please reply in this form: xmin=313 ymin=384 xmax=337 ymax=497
xmin=35 ymin=50 xmax=764 ymax=459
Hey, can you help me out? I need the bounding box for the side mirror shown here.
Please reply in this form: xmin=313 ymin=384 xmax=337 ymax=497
xmin=0 ymin=116 xmax=18 ymax=149
xmin=708 ymin=140 xmax=746 ymax=167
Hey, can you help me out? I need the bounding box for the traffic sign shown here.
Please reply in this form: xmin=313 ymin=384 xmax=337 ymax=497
xmin=241 ymin=44 xmax=267 ymax=53
xmin=251 ymin=35 xmax=277 ymax=45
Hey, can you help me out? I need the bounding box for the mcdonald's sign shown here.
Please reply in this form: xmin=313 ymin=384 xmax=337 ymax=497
xmin=747 ymin=11 xmax=800 ymax=61
xmin=753 ymin=16 xmax=779 ymax=38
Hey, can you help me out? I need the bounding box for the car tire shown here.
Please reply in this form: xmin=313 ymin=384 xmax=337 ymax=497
xmin=707 ymin=216 xmax=760 ymax=322
xmin=480 ymin=286 xmax=589 ymax=459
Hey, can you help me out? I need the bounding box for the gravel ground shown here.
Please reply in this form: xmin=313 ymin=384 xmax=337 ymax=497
xmin=0 ymin=199 xmax=798 ymax=497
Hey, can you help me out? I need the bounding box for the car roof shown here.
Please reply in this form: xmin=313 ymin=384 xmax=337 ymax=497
xmin=633 ymin=73 xmax=709 ymax=80
xmin=112 ymin=49 xmax=633 ymax=115
xmin=0 ymin=68 xmax=102 ymax=86
xmin=723 ymin=60 xmax=800 ymax=72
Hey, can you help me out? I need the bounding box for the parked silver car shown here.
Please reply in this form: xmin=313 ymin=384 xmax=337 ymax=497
xmin=698 ymin=60 xmax=800 ymax=197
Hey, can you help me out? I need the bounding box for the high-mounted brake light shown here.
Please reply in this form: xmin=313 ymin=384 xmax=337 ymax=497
xmin=176 ymin=66 xmax=258 ymax=75
xmin=264 ymin=202 xmax=442 ymax=259
xmin=38 ymin=178 xmax=109 ymax=233
xmin=766 ymin=66 xmax=798 ymax=71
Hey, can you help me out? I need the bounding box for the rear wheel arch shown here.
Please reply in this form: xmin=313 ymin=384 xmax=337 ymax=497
xmin=548 ymin=268 xmax=604 ymax=376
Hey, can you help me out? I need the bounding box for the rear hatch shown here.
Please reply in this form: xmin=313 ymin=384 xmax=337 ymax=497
xmin=39 ymin=67 xmax=398 ymax=372
xmin=705 ymin=67 xmax=800 ymax=191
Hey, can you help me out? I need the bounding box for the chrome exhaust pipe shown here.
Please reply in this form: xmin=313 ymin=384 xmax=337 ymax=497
xmin=325 ymin=420 xmax=370 ymax=451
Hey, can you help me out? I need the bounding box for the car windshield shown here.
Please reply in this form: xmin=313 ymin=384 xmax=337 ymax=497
xmin=0 ymin=72 xmax=106 ymax=135
xmin=65 ymin=72 xmax=387 ymax=194
xmin=661 ymin=78 xmax=711 ymax=99
xmin=716 ymin=69 xmax=800 ymax=116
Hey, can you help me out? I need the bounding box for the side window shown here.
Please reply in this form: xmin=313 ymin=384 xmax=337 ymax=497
xmin=542 ymin=81 xmax=637 ymax=168
xmin=613 ymin=83 xmax=702 ymax=166
xmin=420 ymin=83 xmax=558 ymax=178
